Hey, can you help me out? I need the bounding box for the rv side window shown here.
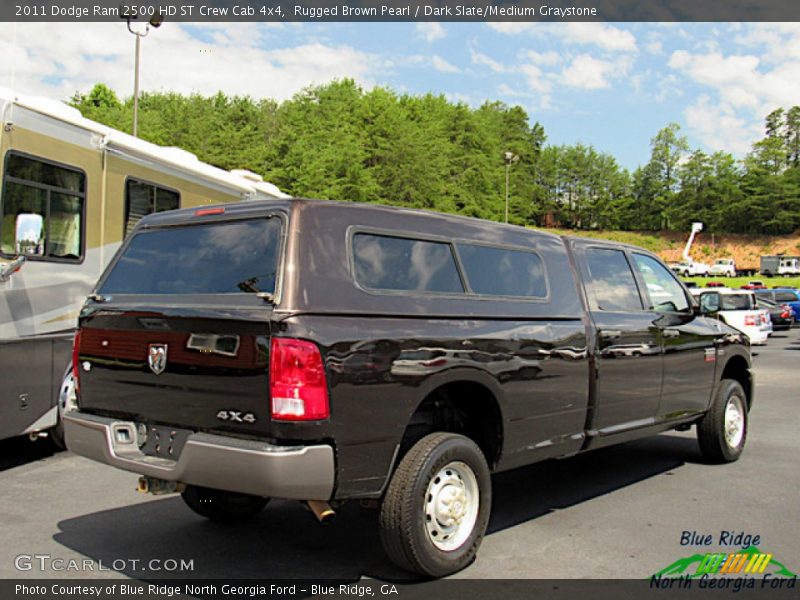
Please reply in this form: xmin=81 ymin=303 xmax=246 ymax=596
xmin=0 ymin=152 xmax=85 ymax=261
xmin=124 ymin=178 xmax=180 ymax=236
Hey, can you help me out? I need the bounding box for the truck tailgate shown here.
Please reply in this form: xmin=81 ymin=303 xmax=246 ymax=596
xmin=76 ymin=305 xmax=272 ymax=437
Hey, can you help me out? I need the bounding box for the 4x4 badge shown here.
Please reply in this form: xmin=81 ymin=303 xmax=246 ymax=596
xmin=148 ymin=344 xmax=168 ymax=375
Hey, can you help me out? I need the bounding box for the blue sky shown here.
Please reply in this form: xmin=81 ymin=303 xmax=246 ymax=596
xmin=2 ymin=21 xmax=799 ymax=171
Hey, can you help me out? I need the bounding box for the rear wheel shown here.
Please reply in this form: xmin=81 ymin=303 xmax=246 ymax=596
xmin=379 ymin=432 xmax=491 ymax=577
xmin=50 ymin=367 xmax=76 ymax=450
xmin=181 ymin=485 xmax=269 ymax=522
xmin=697 ymin=379 xmax=748 ymax=463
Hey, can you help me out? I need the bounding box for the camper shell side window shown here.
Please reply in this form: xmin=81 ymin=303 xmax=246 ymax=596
xmin=0 ymin=151 xmax=86 ymax=263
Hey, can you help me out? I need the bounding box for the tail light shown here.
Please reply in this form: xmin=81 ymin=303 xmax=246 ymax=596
xmin=194 ymin=207 xmax=225 ymax=217
xmin=744 ymin=315 xmax=756 ymax=326
xmin=71 ymin=329 xmax=82 ymax=390
xmin=270 ymin=338 xmax=329 ymax=421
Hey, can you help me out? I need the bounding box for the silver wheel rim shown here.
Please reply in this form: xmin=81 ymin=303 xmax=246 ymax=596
xmin=724 ymin=394 xmax=745 ymax=449
xmin=424 ymin=461 xmax=479 ymax=551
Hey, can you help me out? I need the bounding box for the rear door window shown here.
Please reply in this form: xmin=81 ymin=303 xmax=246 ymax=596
xmin=583 ymin=248 xmax=643 ymax=312
xmin=352 ymin=233 xmax=463 ymax=294
xmin=99 ymin=218 xmax=282 ymax=295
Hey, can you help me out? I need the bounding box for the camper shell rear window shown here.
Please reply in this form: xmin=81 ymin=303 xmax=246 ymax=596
xmin=99 ymin=217 xmax=283 ymax=296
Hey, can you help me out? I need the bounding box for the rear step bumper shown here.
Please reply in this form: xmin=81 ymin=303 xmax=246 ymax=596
xmin=64 ymin=412 xmax=334 ymax=501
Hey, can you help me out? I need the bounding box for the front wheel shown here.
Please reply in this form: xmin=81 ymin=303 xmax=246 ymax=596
xmin=181 ymin=485 xmax=269 ymax=522
xmin=379 ymin=432 xmax=491 ymax=577
xmin=697 ymin=379 xmax=748 ymax=463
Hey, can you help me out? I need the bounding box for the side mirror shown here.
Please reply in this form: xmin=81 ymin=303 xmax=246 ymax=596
xmin=15 ymin=213 xmax=45 ymax=257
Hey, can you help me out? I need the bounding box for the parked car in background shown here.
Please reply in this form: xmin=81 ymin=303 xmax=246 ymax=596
xmin=691 ymin=288 xmax=769 ymax=345
xmin=755 ymin=296 xmax=795 ymax=331
xmin=754 ymin=288 xmax=800 ymax=320
xmin=710 ymin=258 xmax=736 ymax=277
xmin=741 ymin=280 xmax=767 ymax=290
xmin=705 ymin=281 xmax=726 ymax=288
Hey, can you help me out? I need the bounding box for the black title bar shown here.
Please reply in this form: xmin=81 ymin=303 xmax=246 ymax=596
xmin=5 ymin=0 xmax=800 ymax=22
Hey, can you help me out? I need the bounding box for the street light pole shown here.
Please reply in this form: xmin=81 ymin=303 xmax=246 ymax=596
xmin=122 ymin=15 xmax=163 ymax=137
xmin=503 ymin=151 xmax=519 ymax=224
xmin=132 ymin=29 xmax=141 ymax=137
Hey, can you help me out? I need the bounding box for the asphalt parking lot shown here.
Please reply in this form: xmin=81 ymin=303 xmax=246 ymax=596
xmin=1 ymin=329 xmax=798 ymax=584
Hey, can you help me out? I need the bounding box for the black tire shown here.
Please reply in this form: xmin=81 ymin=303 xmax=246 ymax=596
xmin=697 ymin=379 xmax=748 ymax=463
xmin=379 ymin=432 xmax=491 ymax=578
xmin=181 ymin=485 xmax=269 ymax=522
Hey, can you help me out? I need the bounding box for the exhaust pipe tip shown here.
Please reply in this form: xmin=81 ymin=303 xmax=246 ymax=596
xmin=137 ymin=477 xmax=149 ymax=494
xmin=306 ymin=500 xmax=336 ymax=525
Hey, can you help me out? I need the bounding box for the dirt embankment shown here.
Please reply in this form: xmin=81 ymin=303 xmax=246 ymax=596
xmin=657 ymin=232 xmax=800 ymax=268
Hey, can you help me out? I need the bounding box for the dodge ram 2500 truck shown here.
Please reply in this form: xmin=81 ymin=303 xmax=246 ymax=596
xmin=64 ymin=199 xmax=754 ymax=577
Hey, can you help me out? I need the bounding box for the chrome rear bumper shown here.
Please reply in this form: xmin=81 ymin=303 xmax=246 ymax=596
xmin=64 ymin=412 xmax=334 ymax=500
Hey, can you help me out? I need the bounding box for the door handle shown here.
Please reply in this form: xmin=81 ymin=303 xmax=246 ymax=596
xmin=662 ymin=329 xmax=680 ymax=338
xmin=600 ymin=330 xmax=622 ymax=340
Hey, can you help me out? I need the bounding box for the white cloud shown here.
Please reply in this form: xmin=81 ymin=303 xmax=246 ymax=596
xmin=415 ymin=22 xmax=446 ymax=42
xmin=560 ymin=23 xmax=638 ymax=52
xmin=668 ymin=48 xmax=800 ymax=113
xmin=431 ymin=55 xmax=459 ymax=73
xmin=488 ymin=22 xmax=637 ymax=53
xmin=0 ymin=22 xmax=377 ymax=103
xmin=521 ymin=50 xmax=562 ymax=67
xmin=684 ymin=95 xmax=762 ymax=155
xmin=561 ymin=54 xmax=632 ymax=90
xmin=646 ymin=40 xmax=663 ymax=55
xmin=486 ymin=23 xmax=536 ymax=36
xmin=667 ymin=25 xmax=800 ymax=154
xmin=518 ymin=64 xmax=552 ymax=95
xmin=469 ymin=49 xmax=508 ymax=73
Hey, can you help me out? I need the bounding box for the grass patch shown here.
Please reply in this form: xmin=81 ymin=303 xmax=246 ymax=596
xmin=682 ymin=276 xmax=800 ymax=289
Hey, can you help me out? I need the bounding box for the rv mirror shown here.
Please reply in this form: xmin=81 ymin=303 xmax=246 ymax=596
xmin=15 ymin=213 xmax=45 ymax=257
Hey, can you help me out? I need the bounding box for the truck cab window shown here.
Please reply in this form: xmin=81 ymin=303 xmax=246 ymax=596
xmin=0 ymin=153 xmax=85 ymax=261
xmin=583 ymin=247 xmax=643 ymax=312
xmin=124 ymin=179 xmax=180 ymax=236
xmin=632 ymin=253 xmax=689 ymax=313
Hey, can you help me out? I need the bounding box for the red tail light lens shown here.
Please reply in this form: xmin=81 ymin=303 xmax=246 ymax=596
xmin=270 ymin=338 xmax=329 ymax=421
xmin=71 ymin=330 xmax=82 ymax=390
xmin=744 ymin=315 xmax=756 ymax=326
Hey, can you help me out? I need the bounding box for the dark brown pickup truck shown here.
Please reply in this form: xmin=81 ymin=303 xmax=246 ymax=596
xmin=64 ymin=199 xmax=753 ymax=577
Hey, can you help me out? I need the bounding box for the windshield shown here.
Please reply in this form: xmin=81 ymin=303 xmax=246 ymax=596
xmin=720 ymin=294 xmax=754 ymax=311
xmin=99 ymin=218 xmax=282 ymax=295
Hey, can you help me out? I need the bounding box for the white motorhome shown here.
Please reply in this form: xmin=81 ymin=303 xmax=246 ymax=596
xmin=0 ymin=88 xmax=288 ymax=445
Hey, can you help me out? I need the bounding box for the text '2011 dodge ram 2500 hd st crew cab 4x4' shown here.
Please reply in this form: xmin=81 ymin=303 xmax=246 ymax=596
xmin=64 ymin=199 xmax=754 ymax=577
